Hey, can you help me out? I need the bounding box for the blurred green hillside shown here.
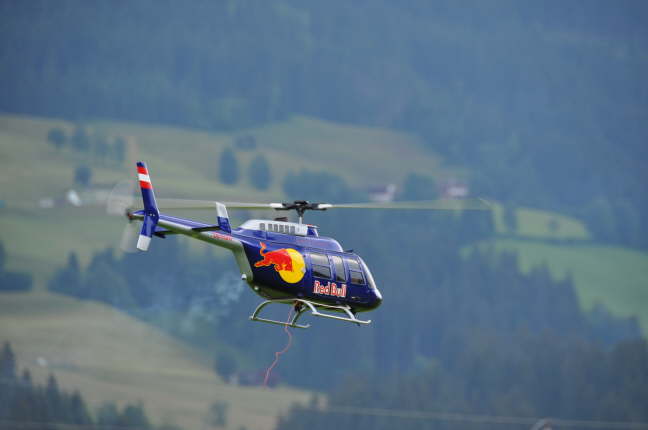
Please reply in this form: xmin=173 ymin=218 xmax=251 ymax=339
xmin=2 ymin=113 xmax=646 ymax=336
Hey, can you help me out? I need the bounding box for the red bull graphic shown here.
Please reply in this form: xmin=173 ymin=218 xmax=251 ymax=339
xmin=313 ymin=280 xmax=347 ymax=298
xmin=255 ymin=242 xmax=305 ymax=284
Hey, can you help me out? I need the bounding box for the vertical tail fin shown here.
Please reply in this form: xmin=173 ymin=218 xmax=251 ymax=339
xmin=136 ymin=161 xmax=159 ymax=251
xmin=216 ymin=202 xmax=231 ymax=233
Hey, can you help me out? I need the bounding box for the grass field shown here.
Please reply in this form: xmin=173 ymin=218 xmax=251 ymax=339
xmin=0 ymin=291 xmax=310 ymax=430
xmin=474 ymin=238 xmax=648 ymax=334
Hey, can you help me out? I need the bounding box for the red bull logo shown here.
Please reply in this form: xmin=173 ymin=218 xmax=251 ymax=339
xmin=255 ymin=242 xmax=305 ymax=284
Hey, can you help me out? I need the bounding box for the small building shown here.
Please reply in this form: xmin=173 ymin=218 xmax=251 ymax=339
xmin=367 ymin=184 xmax=397 ymax=203
xmin=440 ymin=179 xmax=469 ymax=199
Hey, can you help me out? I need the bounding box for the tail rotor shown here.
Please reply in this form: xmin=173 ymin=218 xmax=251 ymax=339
xmin=107 ymin=179 xmax=139 ymax=253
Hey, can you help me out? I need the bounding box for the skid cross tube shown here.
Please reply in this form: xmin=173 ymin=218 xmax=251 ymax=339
xmin=250 ymin=299 xmax=371 ymax=329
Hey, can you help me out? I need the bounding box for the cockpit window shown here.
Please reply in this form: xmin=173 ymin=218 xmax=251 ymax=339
xmin=344 ymin=256 xmax=365 ymax=285
xmin=350 ymin=270 xmax=365 ymax=284
xmin=310 ymin=252 xmax=331 ymax=279
xmin=359 ymin=258 xmax=376 ymax=290
xmin=346 ymin=257 xmax=361 ymax=271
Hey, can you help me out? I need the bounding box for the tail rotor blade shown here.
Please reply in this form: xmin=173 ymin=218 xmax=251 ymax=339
xmin=120 ymin=222 xmax=139 ymax=253
xmin=107 ymin=180 xmax=137 ymax=216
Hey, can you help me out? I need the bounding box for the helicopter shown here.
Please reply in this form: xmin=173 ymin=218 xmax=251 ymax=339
xmin=109 ymin=162 xmax=490 ymax=329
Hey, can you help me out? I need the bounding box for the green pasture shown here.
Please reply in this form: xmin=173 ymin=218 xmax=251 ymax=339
xmin=490 ymin=202 xmax=590 ymax=240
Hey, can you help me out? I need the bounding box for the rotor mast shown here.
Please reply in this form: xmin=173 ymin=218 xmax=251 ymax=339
xmin=275 ymin=200 xmax=327 ymax=224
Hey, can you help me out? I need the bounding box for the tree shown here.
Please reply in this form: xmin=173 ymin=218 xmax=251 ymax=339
xmin=45 ymin=373 xmax=62 ymax=420
xmin=113 ymin=136 xmax=127 ymax=164
xmin=400 ymin=173 xmax=438 ymax=201
xmin=283 ymin=169 xmax=354 ymax=202
xmin=120 ymin=403 xmax=151 ymax=428
xmin=503 ymin=204 xmax=518 ymax=234
xmin=248 ymin=154 xmax=272 ymax=190
xmin=74 ymin=165 xmax=92 ymax=187
xmin=94 ymin=135 xmax=110 ymax=161
xmin=71 ymin=126 xmax=90 ymax=152
xmin=0 ymin=241 xmax=5 ymax=272
xmin=84 ymin=261 xmax=135 ymax=309
xmin=98 ymin=402 xmax=153 ymax=429
xmin=214 ymin=351 xmax=238 ymax=383
xmin=68 ymin=390 xmax=93 ymax=425
xmin=48 ymin=252 xmax=81 ymax=296
xmin=206 ymin=401 xmax=228 ymax=428
xmin=218 ymin=148 xmax=239 ymax=185
xmin=47 ymin=128 xmax=66 ymax=150
xmin=97 ymin=402 xmax=120 ymax=426
xmin=0 ymin=272 xmax=33 ymax=292
xmin=0 ymin=342 xmax=16 ymax=381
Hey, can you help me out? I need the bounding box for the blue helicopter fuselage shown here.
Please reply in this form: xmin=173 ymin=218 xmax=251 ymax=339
xmin=140 ymin=212 xmax=383 ymax=313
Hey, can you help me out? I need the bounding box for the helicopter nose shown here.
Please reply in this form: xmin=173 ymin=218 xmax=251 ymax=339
xmin=371 ymin=289 xmax=383 ymax=309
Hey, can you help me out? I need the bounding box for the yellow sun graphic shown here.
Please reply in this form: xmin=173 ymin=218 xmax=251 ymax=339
xmin=278 ymin=249 xmax=306 ymax=283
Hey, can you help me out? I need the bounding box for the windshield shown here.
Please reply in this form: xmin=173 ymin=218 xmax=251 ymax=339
xmin=359 ymin=257 xmax=377 ymax=290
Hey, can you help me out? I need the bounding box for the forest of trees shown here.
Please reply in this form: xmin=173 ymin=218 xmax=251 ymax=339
xmin=1 ymin=1 xmax=647 ymax=248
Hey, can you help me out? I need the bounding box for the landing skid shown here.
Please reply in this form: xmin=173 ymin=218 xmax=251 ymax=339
xmin=249 ymin=299 xmax=371 ymax=329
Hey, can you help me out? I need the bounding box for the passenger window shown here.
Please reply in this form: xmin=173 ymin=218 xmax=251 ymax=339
xmin=310 ymin=252 xmax=331 ymax=279
xmin=259 ymin=223 xmax=266 ymax=231
xmin=330 ymin=255 xmax=346 ymax=282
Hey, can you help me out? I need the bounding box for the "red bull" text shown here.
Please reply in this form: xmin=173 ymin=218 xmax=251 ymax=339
xmin=313 ymin=280 xmax=347 ymax=298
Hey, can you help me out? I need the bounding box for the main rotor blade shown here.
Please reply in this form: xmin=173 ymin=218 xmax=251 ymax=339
xmin=113 ymin=195 xmax=491 ymax=212
xmin=154 ymin=198 xmax=284 ymax=210
xmin=318 ymin=198 xmax=492 ymax=211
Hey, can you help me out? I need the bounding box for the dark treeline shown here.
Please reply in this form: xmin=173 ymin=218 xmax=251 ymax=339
xmin=279 ymin=339 xmax=648 ymax=430
xmin=1 ymin=1 xmax=647 ymax=247
xmin=0 ymin=342 xmax=174 ymax=430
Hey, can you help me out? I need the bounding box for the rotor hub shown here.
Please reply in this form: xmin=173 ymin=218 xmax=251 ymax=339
xmin=276 ymin=201 xmax=326 ymax=223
